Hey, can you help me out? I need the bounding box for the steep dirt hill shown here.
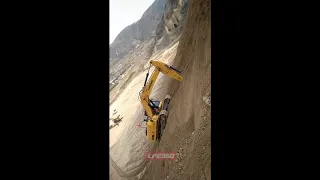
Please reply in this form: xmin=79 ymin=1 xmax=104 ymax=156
xmin=141 ymin=0 xmax=211 ymax=179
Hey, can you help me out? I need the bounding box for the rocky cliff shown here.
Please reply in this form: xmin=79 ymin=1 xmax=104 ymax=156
xmin=109 ymin=0 xmax=189 ymax=82
xmin=154 ymin=0 xmax=188 ymax=51
xmin=109 ymin=0 xmax=165 ymax=68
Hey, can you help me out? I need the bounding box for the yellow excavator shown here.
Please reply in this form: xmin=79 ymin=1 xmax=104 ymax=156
xmin=139 ymin=60 xmax=183 ymax=142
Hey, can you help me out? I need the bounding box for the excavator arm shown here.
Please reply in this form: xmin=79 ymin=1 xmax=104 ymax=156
xmin=139 ymin=60 xmax=183 ymax=118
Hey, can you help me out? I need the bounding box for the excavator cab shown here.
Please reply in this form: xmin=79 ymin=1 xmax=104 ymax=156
xmin=144 ymin=99 xmax=161 ymax=116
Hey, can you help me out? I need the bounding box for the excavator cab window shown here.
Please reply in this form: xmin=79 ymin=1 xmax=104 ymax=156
xmin=150 ymin=100 xmax=160 ymax=108
xmin=149 ymin=100 xmax=160 ymax=114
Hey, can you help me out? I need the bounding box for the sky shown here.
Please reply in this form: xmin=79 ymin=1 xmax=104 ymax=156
xmin=110 ymin=0 xmax=155 ymax=44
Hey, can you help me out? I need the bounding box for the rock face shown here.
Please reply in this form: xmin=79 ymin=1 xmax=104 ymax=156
xmin=154 ymin=0 xmax=189 ymax=51
xmin=109 ymin=0 xmax=166 ymax=68
xmin=109 ymin=0 xmax=189 ymax=70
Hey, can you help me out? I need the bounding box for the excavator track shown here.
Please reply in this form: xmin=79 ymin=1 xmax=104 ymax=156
xmin=157 ymin=112 xmax=167 ymax=142
xmin=156 ymin=95 xmax=171 ymax=142
xmin=156 ymin=117 xmax=161 ymax=141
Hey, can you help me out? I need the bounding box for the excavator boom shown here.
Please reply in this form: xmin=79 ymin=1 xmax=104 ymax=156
xmin=150 ymin=60 xmax=183 ymax=81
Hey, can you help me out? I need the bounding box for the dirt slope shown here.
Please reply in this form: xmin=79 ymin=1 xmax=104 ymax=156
xmin=141 ymin=0 xmax=211 ymax=179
